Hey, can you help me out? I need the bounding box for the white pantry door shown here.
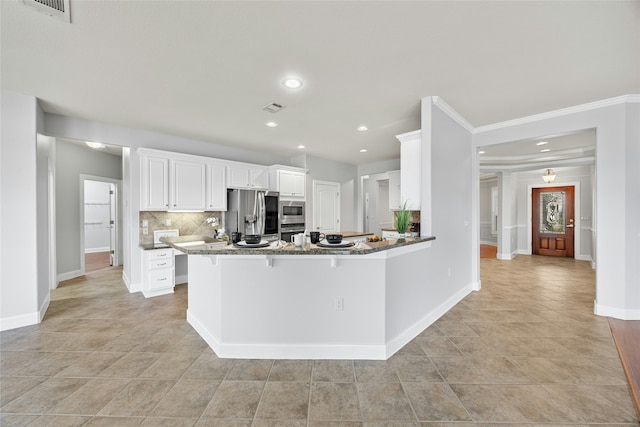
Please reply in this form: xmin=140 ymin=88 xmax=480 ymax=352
xmin=313 ymin=180 xmax=340 ymax=233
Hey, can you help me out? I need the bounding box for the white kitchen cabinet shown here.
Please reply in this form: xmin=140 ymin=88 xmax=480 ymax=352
xmin=170 ymin=159 xmax=206 ymax=210
xmin=141 ymin=155 xmax=170 ymax=210
xmin=387 ymin=170 xmax=401 ymax=210
xmin=277 ymin=169 xmax=305 ymax=199
xmin=206 ymin=164 xmax=227 ymax=211
xmin=399 ymin=133 xmax=421 ymax=210
xmin=227 ymin=164 xmax=269 ymax=189
xmin=141 ymin=248 xmax=174 ymax=297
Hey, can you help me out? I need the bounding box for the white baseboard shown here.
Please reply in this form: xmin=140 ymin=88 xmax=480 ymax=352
xmin=497 ymin=251 xmax=517 ymax=260
xmin=39 ymin=293 xmax=50 ymax=323
xmin=0 ymin=311 xmax=39 ymax=331
xmin=85 ymin=247 xmax=110 ymax=254
xmin=187 ymin=309 xmax=387 ymax=360
xmin=517 ymin=249 xmax=532 ymax=255
xmin=385 ymin=283 xmax=473 ymax=358
xmin=175 ymin=273 xmax=188 ymax=285
xmin=575 ymin=254 xmax=592 ymax=262
xmin=57 ymin=269 xmax=83 ymax=283
xmin=594 ymin=302 xmax=640 ymax=320
xmin=142 ymin=287 xmax=174 ymax=298
xmin=480 ymin=241 xmax=497 ymax=246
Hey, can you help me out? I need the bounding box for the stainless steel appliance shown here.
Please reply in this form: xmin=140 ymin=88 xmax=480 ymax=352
xmin=279 ymin=201 xmax=305 ymax=241
xmin=227 ymin=189 xmax=279 ymax=241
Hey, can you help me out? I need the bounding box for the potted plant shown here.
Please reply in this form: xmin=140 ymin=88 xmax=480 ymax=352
xmin=396 ymin=200 xmax=411 ymax=237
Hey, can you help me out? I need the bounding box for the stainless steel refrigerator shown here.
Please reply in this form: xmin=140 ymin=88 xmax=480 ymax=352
xmin=226 ymin=189 xmax=280 ymax=241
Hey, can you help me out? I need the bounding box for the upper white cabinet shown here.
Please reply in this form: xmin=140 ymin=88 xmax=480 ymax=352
xmin=139 ymin=148 xmax=225 ymax=211
xmin=397 ymin=131 xmax=422 ymax=210
xmin=206 ymin=163 xmax=227 ymax=211
xmin=387 ymin=170 xmax=401 ymax=210
xmin=170 ymin=159 xmax=206 ymax=210
xmin=141 ymin=155 xmax=170 ymax=210
xmin=273 ymin=168 xmax=306 ymax=200
xmin=227 ymin=164 xmax=269 ymax=190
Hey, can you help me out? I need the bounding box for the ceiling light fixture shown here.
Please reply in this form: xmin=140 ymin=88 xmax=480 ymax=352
xmin=478 ymin=150 xmax=485 ymax=154
xmin=540 ymin=148 xmax=550 ymax=153
xmin=265 ymin=121 xmax=278 ymax=128
xmin=536 ymin=141 xmax=549 ymax=146
xmin=282 ymin=78 xmax=303 ymax=89
xmin=297 ymin=145 xmax=306 ymax=149
xmin=542 ymin=168 xmax=556 ymax=183
xmin=86 ymin=141 xmax=105 ymax=149
xmin=357 ymin=125 xmax=368 ymax=132
xmin=360 ymin=149 xmax=368 ymax=153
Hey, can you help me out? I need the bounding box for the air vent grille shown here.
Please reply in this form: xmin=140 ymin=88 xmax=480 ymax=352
xmin=21 ymin=0 xmax=71 ymax=22
xmin=262 ymin=103 xmax=285 ymax=113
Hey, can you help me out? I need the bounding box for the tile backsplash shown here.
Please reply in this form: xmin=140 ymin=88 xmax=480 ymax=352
xmin=139 ymin=211 xmax=223 ymax=245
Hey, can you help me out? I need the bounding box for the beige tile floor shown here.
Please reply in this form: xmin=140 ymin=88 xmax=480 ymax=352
xmin=1 ymin=255 xmax=638 ymax=426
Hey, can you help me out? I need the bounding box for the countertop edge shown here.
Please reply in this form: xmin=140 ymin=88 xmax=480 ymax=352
xmin=157 ymin=236 xmax=435 ymax=256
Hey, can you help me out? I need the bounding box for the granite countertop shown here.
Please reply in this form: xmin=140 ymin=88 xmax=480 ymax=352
xmin=381 ymin=228 xmax=397 ymax=232
xmin=159 ymin=235 xmax=435 ymax=256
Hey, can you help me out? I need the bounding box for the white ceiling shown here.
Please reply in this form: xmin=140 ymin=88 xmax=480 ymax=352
xmin=1 ymin=1 xmax=638 ymax=165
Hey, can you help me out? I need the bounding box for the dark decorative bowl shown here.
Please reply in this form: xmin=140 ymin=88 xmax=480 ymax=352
xmin=325 ymin=234 xmax=343 ymax=244
xmin=244 ymin=235 xmax=261 ymax=244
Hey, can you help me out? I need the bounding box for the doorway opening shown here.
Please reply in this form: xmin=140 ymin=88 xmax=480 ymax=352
xmin=81 ymin=176 xmax=121 ymax=274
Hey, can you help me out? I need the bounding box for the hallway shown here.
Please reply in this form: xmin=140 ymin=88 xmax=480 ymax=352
xmin=1 ymin=256 xmax=637 ymax=425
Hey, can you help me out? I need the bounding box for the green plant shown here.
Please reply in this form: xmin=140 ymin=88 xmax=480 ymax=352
xmin=396 ymin=200 xmax=410 ymax=234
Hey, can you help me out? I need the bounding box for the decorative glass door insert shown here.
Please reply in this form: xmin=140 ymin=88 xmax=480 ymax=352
xmin=539 ymin=191 xmax=565 ymax=234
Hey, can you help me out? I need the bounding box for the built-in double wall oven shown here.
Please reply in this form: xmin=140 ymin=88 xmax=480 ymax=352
xmin=279 ymin=201 xmax=305 ymax=242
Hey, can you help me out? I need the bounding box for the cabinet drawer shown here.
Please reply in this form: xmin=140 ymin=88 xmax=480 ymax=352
xmin=147 ymin=249 xmax=173 ymax=261
xmin=149 ymin=268 xmax=174 ymax=290
xmin=149 ymin=258 xmax=173 ymax=269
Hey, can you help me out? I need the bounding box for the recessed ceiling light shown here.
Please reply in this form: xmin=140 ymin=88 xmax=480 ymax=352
xmin=265 ymin=121 xmax=278 ymax=128
xmin=357 ymin=125 xmax=368 ymax=132
xmin=478 ymin=151 xmax=485 ymax=154
xmin=536 ymin=141 xmax=549 ymax=146
xmin=282 ymin=78 xmax=303 ymax=89
xmin=360 ymin=149 xmax=368 ymax=153
xmin=86 ymin=141 xmax=105 ymax=149
xmin=297 ymin=145 xmax=306 ymax=149
xmin=540 ymin=148 xmax=551 ymax=153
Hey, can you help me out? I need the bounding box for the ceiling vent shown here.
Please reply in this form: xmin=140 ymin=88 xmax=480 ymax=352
xmin=21 ymin=0 xmax=71 ymax=23
xmin=262 ymin=103 xmax=285 ymax=113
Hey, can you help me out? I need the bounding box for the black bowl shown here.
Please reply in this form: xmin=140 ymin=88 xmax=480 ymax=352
xmin=244 ymin=234 xmax=261 ymax=244
xmin=325 ymin=234 xmax=343 ymax=244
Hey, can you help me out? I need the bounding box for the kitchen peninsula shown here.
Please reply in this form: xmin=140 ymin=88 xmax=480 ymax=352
xmin=162 ymin=235 xmax=468 ymax=360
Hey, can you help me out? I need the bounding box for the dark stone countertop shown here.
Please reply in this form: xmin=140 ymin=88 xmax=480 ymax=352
xmin=157 ymin=235 xmax=436 ymax=256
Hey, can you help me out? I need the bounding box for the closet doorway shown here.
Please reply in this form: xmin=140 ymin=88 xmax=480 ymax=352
xmin=81 ymin=176 xmax=121 ymax=273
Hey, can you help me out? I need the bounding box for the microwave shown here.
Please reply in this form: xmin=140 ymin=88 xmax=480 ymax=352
xmin=279 ymin=201 xmax=305 ymax=225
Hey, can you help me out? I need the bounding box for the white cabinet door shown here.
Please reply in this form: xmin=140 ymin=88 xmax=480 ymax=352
xmin=278 ymin=170 xmax=305 ymax=199
xmin=401 ymin=138 xmax=421 ymax=210
xmin=249 ymin=167 xmax=269 ymax=189
xmin=141 ymin=156 xmax=169 ymax=210
xmin=227 ymin=164 xmax=269 ymax=189
xmin=206 ymin=164 xmax=227 ymax=211
xmin=170 ymin=159 xmax=206 ymax=210
xmin=387 ymin=170 xmax=401 ymax=210
xmin=227 ymin=165 xmax=250 ymax=188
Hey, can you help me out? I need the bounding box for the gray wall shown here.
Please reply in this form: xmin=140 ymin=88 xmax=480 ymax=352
xmin=56 ymin=140 xmax=123 ymax=277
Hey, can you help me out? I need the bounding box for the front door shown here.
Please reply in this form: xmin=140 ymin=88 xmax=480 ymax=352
xmin=532 ymin=186 xmax=575 ymax=257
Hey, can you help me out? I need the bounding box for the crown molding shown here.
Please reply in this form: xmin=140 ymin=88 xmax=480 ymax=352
xmin=431 ymin=96 xmax=475 ymax=133
xmin=474 ymin=94 xmax=640 ymax=134
xmin=396 ymin=94 xmax=639 ymax=143
xmin=395 ymin=129 xmax=421 ymax=143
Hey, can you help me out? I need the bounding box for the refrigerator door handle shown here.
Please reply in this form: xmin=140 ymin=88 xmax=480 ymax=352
xmin=257 ymin=191 xmax=266 ymax=235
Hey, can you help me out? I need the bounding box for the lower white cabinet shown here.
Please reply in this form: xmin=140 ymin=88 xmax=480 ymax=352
xmin=142 ymin=248 xmax=175 ymax=297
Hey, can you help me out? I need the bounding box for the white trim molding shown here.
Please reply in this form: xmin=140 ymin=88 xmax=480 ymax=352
xmin=594 ymin=302 xmax=640 ymax=320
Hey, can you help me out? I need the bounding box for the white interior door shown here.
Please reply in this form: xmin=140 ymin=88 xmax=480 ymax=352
xmin=313 ymin=180 xmax=340 ymax=233
xmin=109 ymin=183 xmax=117 ymax=266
